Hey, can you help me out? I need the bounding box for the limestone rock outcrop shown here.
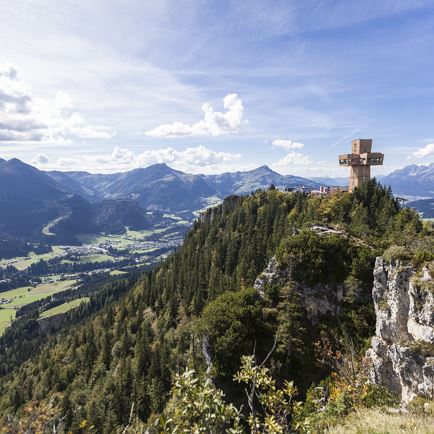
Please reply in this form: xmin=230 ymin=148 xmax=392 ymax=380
xmin=254 ymin=256 xmax=345 ymax=322
xmin=254 ymin=257 xmax=287 ymax=298
xmin=366 ymin=258 xmax=434 ymax=403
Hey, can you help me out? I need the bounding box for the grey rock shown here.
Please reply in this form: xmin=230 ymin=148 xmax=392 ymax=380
xmin=367 ymin=258 xmax=434 ymax=403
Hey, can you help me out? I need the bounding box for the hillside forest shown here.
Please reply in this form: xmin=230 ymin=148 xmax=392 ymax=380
xmin=0 ymin=180 xmax=433 ymax=433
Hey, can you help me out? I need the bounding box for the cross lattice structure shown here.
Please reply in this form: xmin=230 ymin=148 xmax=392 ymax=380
xmin=339 ymin=139 xmax=384 ymax=192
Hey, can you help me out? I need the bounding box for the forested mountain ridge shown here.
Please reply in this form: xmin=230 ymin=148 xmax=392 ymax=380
xmin=0 ymin=158 xmax=319 ymax=259
xmin=47 ymin=163 xmax=321 ymax=211
xmin=0 ymin=159 xmax=151 ymax=250
xmin=0 ymin=181 xmax=432 ymax=433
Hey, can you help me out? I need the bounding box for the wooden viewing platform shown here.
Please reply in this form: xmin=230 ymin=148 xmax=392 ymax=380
xmin=339 ymin=139 xmax=384 ymax=192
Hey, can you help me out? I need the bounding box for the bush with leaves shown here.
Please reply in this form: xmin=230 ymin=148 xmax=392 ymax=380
xmin=150 ymin=369 xmax=243 ymax=434
xmin=234 ymin=355 xmax=298 ymax=434
xmin=199 ymin=288 xmax=269 ymax=377
xmin=292 ymin=332 xmax=399 ymax=433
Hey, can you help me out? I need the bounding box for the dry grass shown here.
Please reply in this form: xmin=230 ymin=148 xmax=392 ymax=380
xmin=327 ymin=408 xmax=434 ymax=434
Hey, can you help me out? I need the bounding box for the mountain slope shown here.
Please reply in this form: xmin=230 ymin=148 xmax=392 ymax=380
xmin=0 ymin=158 xmax=67 ymax=201
xmin=406 ymin=197 xmax=434 ymax=218
xmin=48 ymin=164 xmax=218 ymax=211
xmin=310 ymin=176 xmax=348 ymax=187
xmin=380 ymin=163 xmax=434 ymax=197
xmin=204 ymin=165 xmax=320 ymax=196
xmin=0 ymin=159 xmax=150 ymax=246
xmin=1 ymin=181 xmax=425 ymax=432
xmin=47 ymin=164 xmax=320 ymax=212
xmin=0 ymin=159 xmax=69 ymax=237
xmin=47 ymin=170 xmax=100 ymax=201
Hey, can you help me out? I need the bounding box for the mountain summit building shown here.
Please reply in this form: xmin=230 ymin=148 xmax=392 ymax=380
xmin=339 ymin=139 xmax=384 ymax=192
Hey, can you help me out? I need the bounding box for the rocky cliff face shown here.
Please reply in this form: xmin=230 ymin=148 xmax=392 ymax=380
xmin=367 ymin=258 xmax=434 ymax=403
xmin=254 ymin=256 xmax=345 ymax=322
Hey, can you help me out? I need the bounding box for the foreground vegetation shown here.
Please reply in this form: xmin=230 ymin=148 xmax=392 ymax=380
xmin=327 ymin=406 xmax=434 ymax=434
xmin=0 ymin=180 xmax=432 ymax=433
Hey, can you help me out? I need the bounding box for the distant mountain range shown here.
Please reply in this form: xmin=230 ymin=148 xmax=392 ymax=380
xmin=309 ymin=176 xmax=348 ymax=187
xmin=0 ymin=158 xmax=151 ymax=247
xmin=46 ymin=160 xmax=434 ymax=218
xmin=0 ymin=158 xmax=433 ymax=256
xmin=46 ymin=163 xmax=320 ymax=211
xmin=0 ymin=159 xmax=320 ymax=256
xmin=379 ymin=163 xmax=434 ymax=197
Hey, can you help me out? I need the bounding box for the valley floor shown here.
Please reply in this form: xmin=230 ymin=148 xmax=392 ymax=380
xmin=0 ymin=217 xmax=190 ymax=335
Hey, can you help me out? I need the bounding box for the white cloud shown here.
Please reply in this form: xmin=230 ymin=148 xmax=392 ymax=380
xmin=272 ymin=139 xmax=305 ymax=150
xmin=146 ymin=93 xmax=246 ymax=138
xmin=274 ymin=150 xmax=311 ymax=168
xmin=409 ymin=143 xmax=434 ymax=159
xmin=271 ymin=139 xmax=310 ymax=169
xmin=37 ymin=145 xmax=242 ymax=174
xmin=0 ymin=64 xmax=112 ymax=143
xmin=32 ymin=154 xmax=49 ymax=165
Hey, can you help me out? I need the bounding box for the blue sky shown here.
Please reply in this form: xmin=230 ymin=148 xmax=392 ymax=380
xmin=1 ymin=0 xmax=434 ymax=176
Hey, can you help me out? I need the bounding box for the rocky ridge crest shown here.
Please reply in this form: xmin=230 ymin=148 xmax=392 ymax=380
xmin=367 ymin=258 xmax=434 ymax=403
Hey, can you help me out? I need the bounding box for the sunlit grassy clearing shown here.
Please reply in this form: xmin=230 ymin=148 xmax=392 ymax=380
xmin=77 ymin=227 xmax=166 ymax=248
xmin=0 ymin=246 xmax=66 ymax=270
xmin=0 ymin=308 xmax=16 ymax=336
xmin=75 ymin=254 xmax=114 ymax=263
xmin=0 ymin=279 xmax=78 ymax=308
xmin=40 ymin=297 xmax=90 ymax=318
xmin=76 ymin=233 xmax=129 ymax=246
xmin=125 ymin=227 xmax=167 ymax=238
xmin=109 ymin=270 xmax=128 ymax=276
xmin=327 ymin=407 xmax=434 ymax=434
xmin=41 ymin=213 xmax=71 ymax=236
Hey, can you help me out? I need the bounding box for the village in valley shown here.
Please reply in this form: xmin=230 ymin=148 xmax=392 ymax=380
xmin=0 ymin=215 xmax=190 ymax=334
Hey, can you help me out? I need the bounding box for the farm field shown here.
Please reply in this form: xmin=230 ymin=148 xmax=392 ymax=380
xmin=0 ymin=279 xmax=78 ymax=308
xmin=0 ymin=246 xmax=66 ymax=270
xmin=0 ymin=279 xmax=78 ymax=335
xmin=77 ymin=254 xmax=116 ymax=263
xmin=0 ymin=220 xmax=190 ymax=336
xmin=77 ymin=227 xmax=168 ymax=248
xmin=40 ymin=297 xmax=90 ymax=318
xmin=110 ymin=270 xmax=128 ymax=276
xmin=0 ymin=308 xmax=15 ymax=336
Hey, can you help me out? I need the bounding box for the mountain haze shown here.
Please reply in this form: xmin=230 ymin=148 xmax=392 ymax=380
xmin=0 ymin=159 xmax=150 ymax=245
xmin=46 ymin=163 xmax=320 ymax=211
xmin=380 ymin=163 xmax=434 ymax=197
xmin=1 ymin=157 xmax=432 ymax=252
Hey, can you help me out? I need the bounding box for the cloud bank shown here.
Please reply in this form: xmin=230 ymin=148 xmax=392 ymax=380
xmin=272 ymin=139 xmax=305 ymax=150
xmin=146 ymin=93 xmax=246 ymax=138
xmin=0 ymin=64 xmax=112 ymax=144
xmin=34 ymin=145 xmax=242 ymax=174
xmin=274 ymin=150 xmax=311 ymax=168
xmin=410 ymin=143 xmax=434 ymax=159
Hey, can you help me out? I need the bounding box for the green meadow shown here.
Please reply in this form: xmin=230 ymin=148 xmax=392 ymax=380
xmin=40 ymin=297 xmax=90 ymax=319
xmin=0 ymin=308 xmax=16 ymax=336
xmin=0 ymin=279 xmax=78 ymax=335
xmin=0 ymin=279 xmax=78 ymax=308
xmin=0 ymin=246 xmax=66 ymax=270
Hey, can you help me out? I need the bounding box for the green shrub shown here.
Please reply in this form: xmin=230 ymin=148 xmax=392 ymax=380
xmin=360 ymin=383 xmax=398 ymax=408
xmin=383 ymin=245 xmax=411 ymax=262
xmin=408 ymin=396 xmax=434 ymax=415
xmin=377 ymin=299 xmax=389 ymax=311
xmin=405 ymin=340 xmax=434 ymax=357
xmin=199 ymin=288 xmax=267 ymax=376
